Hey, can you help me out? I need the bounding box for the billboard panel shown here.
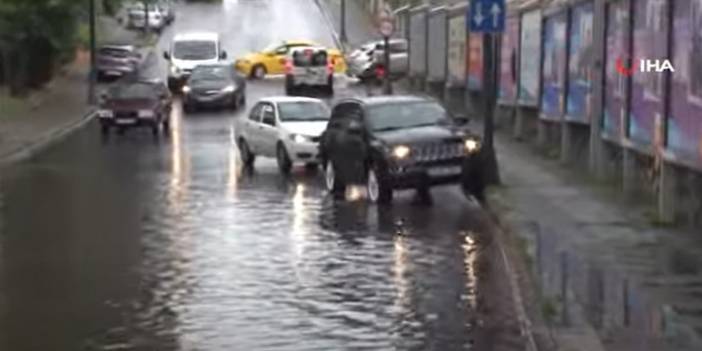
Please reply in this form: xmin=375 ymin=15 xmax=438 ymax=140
xmin=518 ymin=10 xmax=542 ymax=106
xmin=498 ymin=16 xmax=519 ymax=104
xmin=540 ymin=12 xmax=568 ymax=120
xmin=409 ymin=9 xmax=427 ymax=77
xmin=467 ymin=32 xmax=484 ymax=91
xmin=628 ymin=0 xmax=669 ymax=148
xmin=447 ymin=14 xmax=467 ymax=87
xmin=566 ymin=2 xmax=594 ymax=123
xmin=427 ymin=10 xmax=448 ymax=82
xmin=603 ymin=0 xmax=630 ymax=140
xmin=668 ymin=0 xmax=702 ymax=167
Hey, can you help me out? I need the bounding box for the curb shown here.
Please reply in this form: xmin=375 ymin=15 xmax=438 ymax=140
xmin=0 ymin=110 xmax=96 ymax=166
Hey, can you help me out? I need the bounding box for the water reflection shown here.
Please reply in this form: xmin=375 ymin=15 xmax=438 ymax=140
xmin=168 ymin=103 xmax=190 ymax=212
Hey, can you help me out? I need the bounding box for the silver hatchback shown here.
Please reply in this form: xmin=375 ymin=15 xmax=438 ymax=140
xmin=346 ymin=38 xmax=409 ymax=81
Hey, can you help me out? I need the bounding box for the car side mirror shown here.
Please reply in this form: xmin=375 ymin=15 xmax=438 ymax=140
xmin=163 ymin=51 xmax=170 ymax=60
xmin=454 ymin=115 xmax=470 ymax=126
xmin=220 ymin=51 xmax=228 ymax=59
xmin=347 ymin=121 xmax=363 ymax=135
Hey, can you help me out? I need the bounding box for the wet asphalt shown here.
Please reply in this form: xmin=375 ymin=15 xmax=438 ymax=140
xmin=0 ymin=1 xmax=497 ymax=350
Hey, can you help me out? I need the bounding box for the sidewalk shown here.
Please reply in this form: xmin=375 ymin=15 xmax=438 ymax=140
xmin=0 ymin=17 xmax=151 ymax=164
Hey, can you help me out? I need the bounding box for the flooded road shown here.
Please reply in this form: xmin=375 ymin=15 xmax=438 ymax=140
xmin=0 ymin=1 xmax=504 ymax=350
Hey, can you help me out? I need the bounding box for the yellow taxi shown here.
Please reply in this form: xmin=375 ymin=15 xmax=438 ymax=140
xmin=235 ymin=40 xmax=347 ymax=78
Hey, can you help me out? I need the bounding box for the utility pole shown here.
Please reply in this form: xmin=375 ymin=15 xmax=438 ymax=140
xmin=382 ymin=35 xmax=392 ymax=94
xmin=88 ymin=0 xmax=97 ymax=104
xmin=340 ymin=0 xmax=347 ymax=43
xmin=143 ymin=1 xmax=149 ymax=35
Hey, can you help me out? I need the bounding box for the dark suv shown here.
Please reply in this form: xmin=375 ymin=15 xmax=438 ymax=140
xmin=319 ymin=96 xmax=485 ymax=203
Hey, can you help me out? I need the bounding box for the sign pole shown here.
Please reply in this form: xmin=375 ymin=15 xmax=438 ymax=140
xmin=383 ymin=35 xmax=392 ymax=95
xmin=88 ymin=0 xmax=97 ymax=105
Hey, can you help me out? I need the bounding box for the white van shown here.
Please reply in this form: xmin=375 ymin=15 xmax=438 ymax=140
xmin=163 ymin=32 xmax=227 ymax=91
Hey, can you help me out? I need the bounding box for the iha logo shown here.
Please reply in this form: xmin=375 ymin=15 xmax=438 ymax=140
xmin=616 ymin=58 xmax=675 ymax=77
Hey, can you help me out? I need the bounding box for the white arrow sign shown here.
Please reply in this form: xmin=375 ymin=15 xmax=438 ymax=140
xmin=473 ymin=3 xmax=484 ymax=26
xmin=490 ymin=3 xmax=502 ymax=28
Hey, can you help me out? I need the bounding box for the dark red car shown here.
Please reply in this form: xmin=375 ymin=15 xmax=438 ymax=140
xmin=97 ymin=79 xmax=172 ymax=136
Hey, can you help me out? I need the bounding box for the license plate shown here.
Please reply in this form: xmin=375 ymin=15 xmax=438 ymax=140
xmin=427 ymin=166 xmax=462 ymax=177
xmin=116 ymin=119 xmax=136 ymax=125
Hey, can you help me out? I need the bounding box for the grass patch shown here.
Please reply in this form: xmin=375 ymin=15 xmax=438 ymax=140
xmin=0 ymin=93 xmax=28 ymax=120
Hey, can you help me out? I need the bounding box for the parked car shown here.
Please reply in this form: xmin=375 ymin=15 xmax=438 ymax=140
xmin=235 ymin=39 xmax=346 ymax=79
xmin=182 ymin=64 xmax=246 ymax=112
xmin=346 ymin=38 xmax=408 ymax=82
xmin=96 ymin=44 xmax=141 ymax=81
xmin=284 ymin=47 xmax=334 ymax=96
xmin=319 ymin=96 xmax=485 ymax=203
xmin=164 ymin=32 xmax=228 ymax=91
xmin=235 ymin=97 xmax=331 ymax=174
xmin=127 ymin=5 xmax=166 ymax=32
xmin=97 ymin=79 xmax=172 ymax=136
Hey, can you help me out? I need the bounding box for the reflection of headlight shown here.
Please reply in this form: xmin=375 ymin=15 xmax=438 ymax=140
xmin=182 ymin=85 xmax=191 ymax=93
xmin=290 ymin=134 xmax=311 ymax=143
xmin=392 ymin=145 xmax=411 ymax=159
xmin=98 ymin=109 xmax=113 ymax=118
xmin=138 ymin=110 xmax=155 ymax=118
xmin=464 ymin=139 xmax=480 ymax=152
xmin=222 ymin=85 xmax=235 ymax=93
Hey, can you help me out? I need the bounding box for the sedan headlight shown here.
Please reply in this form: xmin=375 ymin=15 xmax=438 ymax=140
xmin=170 ymin=65 xmax=181 ymax=75
xmin=97 ymin=109 xmax=113 ymax=118
xmin=138 ymin=109 xmax=155 ymax=118
xmin=222 ymin=85 xmax=236 ymax=93
xmin=392 ymin=145 xmax=411 ymax=159
xmin=290 ymin=134 xmax=311 ymax=143
xmin=182 ymin=85 xmax=191 ymax=94
xmin=464 ymin=139 xmax=480 ymax=153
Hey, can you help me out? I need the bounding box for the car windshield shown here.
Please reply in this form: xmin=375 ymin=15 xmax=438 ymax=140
xmin=366 ymin=101 xmax=448 ymax=131
xmin=109 ymin=83 xmax=157 ymax=100
xmin=292 ymin=50 xmax=327 ymax=67
xmin=262 ymin=42 xmax=282 ymax=53
xmin=190 ymin=66 xmax=230 ymax=83
xmin=278 ymin=102 xmax=330 ymax=121
xmin=173 ymin=40 xmax=217 ymax=60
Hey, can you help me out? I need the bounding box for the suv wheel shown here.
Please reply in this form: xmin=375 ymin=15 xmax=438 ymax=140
xmin=367 ymin=166 xmax=392 ymax=204
xmin=276 ymin=144 xmax=292 ymax=175
xmin=325 ymin=161 xmax=345 ymax=196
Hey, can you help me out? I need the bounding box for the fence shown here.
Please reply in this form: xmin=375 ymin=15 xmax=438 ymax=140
xmin=390 ymin=0 xmax=702 ymax=226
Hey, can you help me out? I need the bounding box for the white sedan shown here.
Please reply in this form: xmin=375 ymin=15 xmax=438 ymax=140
xmin=234 ymin=96 xmax=331 ymax=174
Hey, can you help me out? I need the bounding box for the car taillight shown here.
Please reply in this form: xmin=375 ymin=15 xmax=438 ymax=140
xmin=284 ymin=59 xmax=293 ymax=74
xmin=375 ymin=65 xmax=386 ymax=79
xmin=327 ymin=58 xmax=334 ymax=75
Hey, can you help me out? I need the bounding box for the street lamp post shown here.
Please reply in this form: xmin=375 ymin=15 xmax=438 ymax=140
xmin=340 ymin=0 xmax=347 ymax=43
xmin=88 ymin=0 xmax=97 ymax=104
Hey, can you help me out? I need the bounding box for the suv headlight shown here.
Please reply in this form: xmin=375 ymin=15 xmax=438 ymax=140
xmin=391 ymin=145 xmax=411 ymax=159
xmin=138 ymin=109 xmax=155 ymax=118
xmin=222 ymin=85 xmax=236 ymax=93
xmin=290 ymin=134 xmax=311 ymax=143
xmin=464 ymin=139 xmax=480 ymax=153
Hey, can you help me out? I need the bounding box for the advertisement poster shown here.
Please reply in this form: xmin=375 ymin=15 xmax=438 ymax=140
xmin=628 ymin=0 xmax=669 ymax=148
xmin=566 ymin=2 xmax=594 ymax=123
xmin=518 ymin=10 xmax=542 ymax=106
xmin=540 ymin=13 xmax=568 ymax=120
xmin=668 ymin=0 xmax=702 ymax=166
xmin=467 ymin=32 xmax=484 ymax=90
xmin=427 ymin=10 xmax=448 ymax=82
xmin=603 ymin=0 xmax=630 ymax=140
xmin=498 ymin=16 xmax=519 ymax=104
xmin=409 ymin=10 xmax=427 ymax=77
xmin=447 ymin=14 xmax=467 ymax=87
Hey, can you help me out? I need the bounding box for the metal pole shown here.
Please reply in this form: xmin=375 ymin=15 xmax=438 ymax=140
xmin=481 ymin=33 xmax=501 ymax=185
xmin=88 ymin=0 xmax=97 ymax=104
xmin=340 ymin=0 xmax=347 ymax=43
xmin=383 ymin=35 xmax=393 ymax=94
